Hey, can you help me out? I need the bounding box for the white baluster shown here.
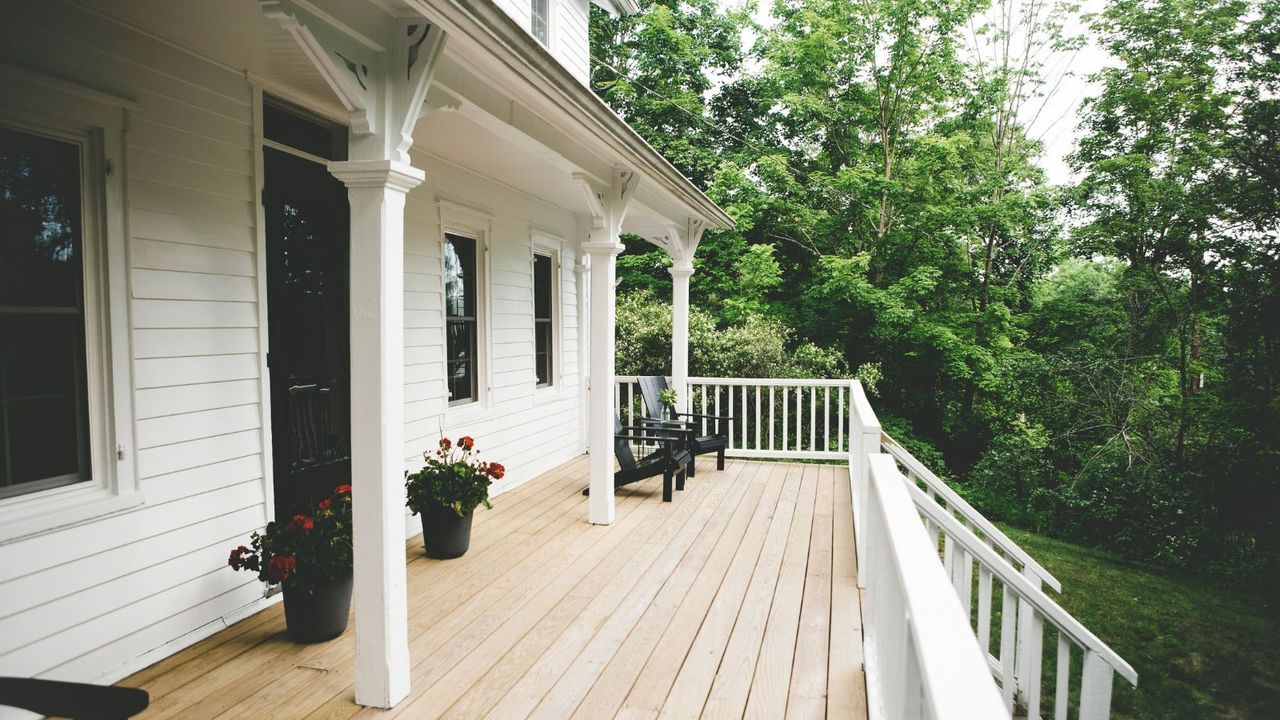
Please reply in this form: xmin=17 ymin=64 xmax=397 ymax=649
xmin=1079 ymin=651 xmax=1115 ymax=720
xmin=1000 ymin=584 xmax=1018 ymax=711
xmin=1055 ymin=632 xmax=1070 ymax=720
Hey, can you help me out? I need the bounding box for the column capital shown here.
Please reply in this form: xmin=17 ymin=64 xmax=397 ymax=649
xmin=328 ymin=159 xmax=425 ymax=192
xmin=581 ymin=240 xmax=625 ymax=257
xmin=668 ymin=264 xmax=695 ymax=279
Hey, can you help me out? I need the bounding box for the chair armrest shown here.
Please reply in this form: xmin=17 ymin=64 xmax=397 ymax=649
xmin=622 ymin=423 xmax=694 ymax=437
xmin=675 ymin=412 xmax=733 ymax=422
xmin=615 ymin=433 xmax=680 ymax=445
xmin=636 ymin=417 xmax=698 ymax=429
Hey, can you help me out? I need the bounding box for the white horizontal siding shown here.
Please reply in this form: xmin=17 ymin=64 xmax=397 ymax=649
xmin=0 ymin=0 xmax=594 ymax=693
xmin=403 ymin=152 xmax=586 ymax=491
xmin=556 ymin=0 xmax=591 ymax=83
xmin=0 ymin=1 xmax=270 ymax=688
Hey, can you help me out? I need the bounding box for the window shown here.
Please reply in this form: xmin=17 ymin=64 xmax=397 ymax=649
xmin=0 ymin=126 xmax=91 ymax=499
xmin=531 ymin=0 xmax=549 ymax=45
xmin=445 ymin=233 xmax=479 ymax=404
xmin=533 ymin=253 xmax=554 ymax=387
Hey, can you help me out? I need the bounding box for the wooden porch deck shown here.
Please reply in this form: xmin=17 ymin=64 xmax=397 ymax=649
xmin=121 ymin=457 xmax=867 ymax=719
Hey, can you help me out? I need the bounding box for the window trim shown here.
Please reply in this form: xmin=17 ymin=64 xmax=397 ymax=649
xmin=530 ymin=0 xmax=553 ymax=48
xmin=438 ymin=200 xmax=492 ymax=421
xmin=0 ymin=65 xmax=141 ymax=544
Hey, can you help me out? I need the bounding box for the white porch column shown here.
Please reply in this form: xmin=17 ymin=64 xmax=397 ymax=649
xmin=329 ymin=161 xmax=422 ymax=707
xmin=260 ymin=2 xmax=447 ymax=708
xmin=669 ymin=263 xmax=693 ymax=415
xmin=660 ymin=219 xmax=704 ymax=415
xmin=576 ymin=169 xmax=639 ymax=525
xmin=585 ymin=239 xmax=622 ymax=524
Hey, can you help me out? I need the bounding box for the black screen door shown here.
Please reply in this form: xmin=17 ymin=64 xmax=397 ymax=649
xmin=263 ymin=141 xmax=350 ymax=520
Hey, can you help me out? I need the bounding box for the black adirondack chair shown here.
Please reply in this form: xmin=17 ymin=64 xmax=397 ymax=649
xmin=582 ymin=414 xmax=692 ymax=502
xmin=636 ymin=375 xmax=730 ymax=476
xmin=0 ymin=677 xmax=149 ymax=719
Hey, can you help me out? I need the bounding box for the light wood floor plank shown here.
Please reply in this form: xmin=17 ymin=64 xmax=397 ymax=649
xmin=700 ymin=463 xmax=804 ymax=719
xmin=570 ymin=463 xmax=770 ymax=720
xmin=828 ymin=465 xmax=867 ymax=719
xmin=120 ymin=456 xmax=867 ymax=720
xmin=786 ymin=465 xmax=835 ymax=720
xmin=655 ymin=463 xmax=791 ymax=719
xmin=743 ymin=464 xmax=819 ymax=720
xmin=614 ymin=462 xmax=775 ymax=720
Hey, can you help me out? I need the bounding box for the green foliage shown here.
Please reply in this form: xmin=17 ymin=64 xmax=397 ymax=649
xmin=615 ymin=290 xmax=847 ymax=379
xmin=593 ymin=0 xmax=1280 ymax=592
xmin=405 ymin=438 xmax=503 ymax=517
xmin=1002 ymin=525 xmax=1280 ymax=718
xmin=227 ymin=485 xmax=353 ymax=593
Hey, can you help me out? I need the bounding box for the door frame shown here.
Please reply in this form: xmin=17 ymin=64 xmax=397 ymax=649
xmin=250 ymin=86 xmax=350 ymax=522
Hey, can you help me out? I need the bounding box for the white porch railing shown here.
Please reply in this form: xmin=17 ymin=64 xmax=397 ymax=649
xmin=615 ymin=375 xmax=1136 ymax=719
xmin=615 ymin=376 xmax=853 ymax=460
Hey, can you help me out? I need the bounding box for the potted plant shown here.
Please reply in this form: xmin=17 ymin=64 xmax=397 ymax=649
xmin=405 ymin=436 xmax=504 ymax=559
xmin=227 ymin=484 xmax=353 ymax=643
xmin=658 ymin=388 xmax=679 ymax=419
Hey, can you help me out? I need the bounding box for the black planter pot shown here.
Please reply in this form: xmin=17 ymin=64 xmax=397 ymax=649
xmin=282 ymin=571 xmax=352 ymax=643
xmin=421 ymin=500 xmax=474 ymax=559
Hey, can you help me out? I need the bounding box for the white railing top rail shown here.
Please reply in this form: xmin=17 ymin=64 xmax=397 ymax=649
xmin=867 ymin=453 xmax=1009 ymax=718
xmin=880 ymin=433 xmax=1062 ymax=593
xmin=617 ymin=375 xmax=855 ymax=388
xmin=906 ymin=479 xmax=1139 ymax=686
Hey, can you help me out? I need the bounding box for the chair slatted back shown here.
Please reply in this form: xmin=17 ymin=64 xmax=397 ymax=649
xmin=613 ymin=413 xmax=638 ymax=471
xmin=637 ymin=375 xmax=666 ymax=420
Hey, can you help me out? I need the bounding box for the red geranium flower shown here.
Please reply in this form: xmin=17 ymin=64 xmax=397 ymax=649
xmin=486 ymin=462 xmax=505 ymax=480
xmin=334 ymin=484 xmax=352 ymax=495
xmin=459 ymin=436 xmax=475 ymax=450
xmin=439 ymin=437 xmax=452 ymax=450
xmin=266 ymin=555 xmax=297 ymax=583
xmin=289 ymin=514 xmax=315 ymax=533
xmin=318 ymin=498 xmax=331 ymax=511
xmin=228 ymin=545 xmax=250 ymax=571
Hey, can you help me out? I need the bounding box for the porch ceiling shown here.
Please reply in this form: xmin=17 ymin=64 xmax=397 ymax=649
xmin=118 ymin=457 xmax=866 ymax=718
xmin=83 ymin=0 xmax=728 ymax=244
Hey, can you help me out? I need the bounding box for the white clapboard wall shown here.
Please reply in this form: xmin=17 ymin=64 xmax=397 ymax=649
xmin=0 ymin=0 xmax=589 ymax=691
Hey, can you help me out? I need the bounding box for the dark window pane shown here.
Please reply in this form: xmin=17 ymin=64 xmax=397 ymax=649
xmin=444 ymin=234 xmax=476 ymax=319
xmin=263 ymin=101 xmax=347 ymax=160
xmin=533 ymin=253 xmax=553 ymax=386
xmin=534 ymin=254 xmax=551 ymax=320
xmin=7 ymin=396 xmax=82 ymax=486
xmin=0 ymin=126 xmax=90 ymax=494
xmin=447 ymin=320 xmax=477 ymax=402
xmin=0 ymin=314 xmax=81 ymax=397
xmin=535 ymin=322 xmax=552 ymax=386
xmin=0 ymin=127 xmax=83 ymax=308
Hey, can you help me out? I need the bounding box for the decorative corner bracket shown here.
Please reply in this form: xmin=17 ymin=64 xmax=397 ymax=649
xmin=573 ymin=172 xmax=607 ymax=229
xmin=260 ymin=1 xmax=447 ymax=164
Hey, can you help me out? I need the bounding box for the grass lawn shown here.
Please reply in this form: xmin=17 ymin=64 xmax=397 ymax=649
xmin=1000 ymin=525 xmax=1280 ymax=719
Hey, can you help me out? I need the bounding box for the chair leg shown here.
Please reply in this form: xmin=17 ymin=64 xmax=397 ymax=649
xmin=676 ymin=465 xmax=686 ymax=491
xmin=717 ymin=448 xmax=725 ymax=470
xmin=663 ymin=470 xmax=673 ymax=502
xmin=688 ymin=457 xmax=696 ymax=477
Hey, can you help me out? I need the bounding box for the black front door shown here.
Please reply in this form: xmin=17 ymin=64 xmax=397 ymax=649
xmin=264 ymin=145 xmax=350 ymax=520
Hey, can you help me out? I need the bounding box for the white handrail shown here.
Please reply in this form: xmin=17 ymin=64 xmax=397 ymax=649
xmin=907 ymin=480 xmax=1137 ymax=719
xmin=880 ymin=433 xmax=1062 ymax=593
xmin=864 ymin=453 xmax=1008 ymax=719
